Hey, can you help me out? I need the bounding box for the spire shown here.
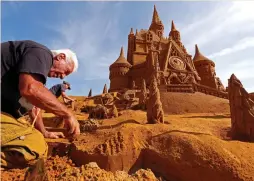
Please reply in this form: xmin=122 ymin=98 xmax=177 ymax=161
xmin=171 ymin=20 xmax=176 ymax=31
xmin=88 ymin=89 xmax=92 ymax=97
xmin=135 ymin=29 xmax=138 ymax=36
xmin=129 ymin=28 xmax=134 ymax=35
xmin=152 ymin=5 xmax=161 ymax=23
xmin=120 ymin=46 xmax=124 ymax=57
xmin=169 ymin=20 xmax=181 ymax=41
xmin=193 ymin=44 xmax=213 ymax=62
xmin=103 ymin=84 xmax=108 ymax=94
xmin=149 ymin=5 xmax=164 ymax=37
xmin=195 ymin=44 xmax=200 ymax=55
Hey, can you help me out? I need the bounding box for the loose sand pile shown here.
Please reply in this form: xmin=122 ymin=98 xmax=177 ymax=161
xmin=160 ymin=92 xmax=230 ymax=114
xmin=2 ymin=108 xmax=254 ymax=181
xmin=1 ymin=156 xmax=159 ymax=181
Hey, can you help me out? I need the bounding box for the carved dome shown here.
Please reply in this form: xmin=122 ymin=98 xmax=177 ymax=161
xmin=110 ymin=47 xmax=132 ymax=71
xmin=193 ymin=44 xmax=215 ymax=66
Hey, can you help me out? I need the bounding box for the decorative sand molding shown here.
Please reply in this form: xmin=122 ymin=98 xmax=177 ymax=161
xmin=228 ymin=74 xmax=254 ymax=142
xmin=147 ymin=75 xmax=164 ymax=124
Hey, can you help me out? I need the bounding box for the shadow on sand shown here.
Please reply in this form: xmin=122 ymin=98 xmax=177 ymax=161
xmin=98 ymin=119 xmax=141 ymax=130
xmin=182 ymin=114 xmax=231 ymax=119
xmin=151 ymin=130 xmax=212 ymax=139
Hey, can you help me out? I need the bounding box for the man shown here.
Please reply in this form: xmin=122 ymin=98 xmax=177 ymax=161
xmin=49 ymin=81 xmax=76 ymax=109
xmin=1 ymin=40 xmax=80 ymax=168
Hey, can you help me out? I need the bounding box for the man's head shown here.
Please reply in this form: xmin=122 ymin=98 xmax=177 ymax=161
xmin=48 ymin=49 xmax=78 ymax=79
xmin=63 ymin=81 xmax=71 ymax=90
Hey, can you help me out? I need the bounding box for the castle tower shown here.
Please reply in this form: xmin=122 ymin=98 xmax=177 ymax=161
xmin=109 ymin=47 xmax=132 ymax=92
xmin=88 ymin=89 xmax=92 ymax=97
xmin=193 ymin=44 xmax=217 ymax=89
xmin=103 ymin=84 xmax=108 ymax=94
xmin=169 ymin=21 xmax=182 ymax=46
xmin=127 ymin=28 xmax=135 ymax=65
xmin=149 ymin=5 xmax=164 ymax=38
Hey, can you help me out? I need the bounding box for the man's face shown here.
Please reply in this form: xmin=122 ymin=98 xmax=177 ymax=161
xmin=64 ymin=84 xmax=70 ymax=89
xmin=48 ymin=53 xmax=74 ymax=79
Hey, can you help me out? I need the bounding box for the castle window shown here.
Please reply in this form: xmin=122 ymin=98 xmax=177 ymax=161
xmin=158 ymin=31 xmax=162 ymax=37
xmin=146 ymin=32 xmax=153 ymax=42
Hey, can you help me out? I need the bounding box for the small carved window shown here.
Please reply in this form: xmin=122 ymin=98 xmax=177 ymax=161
xmin=171 ymin=49 xmax=179 ymax=57
xmin=158 ymin=31 xmax=162 ymax=37
xmin=146 ymin=32 xmax=153 ymax=42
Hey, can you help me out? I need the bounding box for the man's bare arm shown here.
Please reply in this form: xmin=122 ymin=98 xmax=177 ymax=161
xmin=19 ymin=73 xmax=72 ymax=118
xmin=29 ymin=107 xmax=65 ymax=139
xmin=28 ymin=107 xmax=46 ymax=134
xmin=61 ymin=92 xmax=74 ymax=101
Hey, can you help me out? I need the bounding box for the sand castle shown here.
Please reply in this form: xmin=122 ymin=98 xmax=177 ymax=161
xmin=109 ymin=5 xmax=227 ymax=99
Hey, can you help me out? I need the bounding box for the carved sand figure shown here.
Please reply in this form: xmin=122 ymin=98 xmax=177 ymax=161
xmin=89 ymin=104 xmax=109 ymax=119
xmin=111 ymin=105 xmax=118 ymax=118
xmin=88 ymin=89 xmax=92 ymax=97
xmin=80 ymin=119 xmax=98 ymax=132
xmin=147 ymin=75 xmax=164 ymax=124
xmin=228 ymin=74 xmax=254 ymax=141
xmin=103 ymin=84 xmax=108 ymax=94
xmin=139 ymin=79 xmax=148 ymax=109
xmin=132 ymin=80 xmax=136 ymax=89
xmin=103 ymin=93 xmax=114 ymax=106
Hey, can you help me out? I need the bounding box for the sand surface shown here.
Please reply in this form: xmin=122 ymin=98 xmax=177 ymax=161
xmin=2 ymin=109 xmax=254 ymax=181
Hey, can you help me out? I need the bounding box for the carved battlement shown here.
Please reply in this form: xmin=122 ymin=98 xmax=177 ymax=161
xmin=158 ymin=83 xmax=228 ymax=99
xmin=166 ymin=84 xmax=195 ymax=93
xmin=193 ymin=83 xmax=228 ymax=99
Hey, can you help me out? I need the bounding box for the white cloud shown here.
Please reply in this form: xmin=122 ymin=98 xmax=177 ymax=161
xmin=181 ymin=1 xmax=254 ymax=53
xmin=208 ymin=37 xmax=254 ymax=59
xmin=177 ymin=1 xmax=254 ymax=92
xmin=48 ymin=2 xmax=124 ymax=81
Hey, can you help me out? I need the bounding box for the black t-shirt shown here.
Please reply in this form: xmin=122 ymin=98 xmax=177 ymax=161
xmin=1 ymin=40 xmax=53 ymax=118
xmin=49 ymin=84 xmax=67 ymax=98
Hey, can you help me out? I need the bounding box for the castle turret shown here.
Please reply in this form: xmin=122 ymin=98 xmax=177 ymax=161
xmin=109 ymin=47 xmax=132 ymax=92
xmin=127 ymin=28 xmax=135 ymax=65
xmin=149 ymin=5 xmax=164 ymax=38
xmin=169 ymin=20 xmax=182 ymax=46
xmin=193 ymin=44 xmax=218 ymax=89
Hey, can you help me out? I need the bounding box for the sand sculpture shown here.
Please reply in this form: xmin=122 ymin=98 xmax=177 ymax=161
xmin=131 ymin=80 xmax=136 ymax=89
xmin=139 ymin=79 xmax=148 ymax=109
xmin=80 ymin=119 xmax=98 ymax=132
xmin=193 ymin=45 xmax=225 ymax=91
xmin=103 ymin=84 xmax=108 ymax=94
xmin=228 ymin=74 xmax=254 ymax=141
xmin=250 ymin=92 xmax=254 ymax=101
xmin=147 ymin=74 xmax=164 ymax=124
xmin=103 ymin=93 xmax=114 ymax=106
xmin=109 ymin=5 xmax=226 ymax=98
xmin=89 ymin=104 xmax=109 ymax=119
xmin=111 ymin=105 xmax=118 ymax=118
xmin=88 ymin=89 xmax=92 ymax=97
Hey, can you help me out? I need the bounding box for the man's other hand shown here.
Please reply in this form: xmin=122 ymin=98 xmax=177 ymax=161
xmin=43 ymin=131 xmax=65 ymax=139
xmin=63 ymin=114 xmax=80 ymax=137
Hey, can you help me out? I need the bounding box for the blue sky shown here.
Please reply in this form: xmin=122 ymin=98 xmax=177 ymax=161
xmin=2 ymin=1 xmax=254 ymax=95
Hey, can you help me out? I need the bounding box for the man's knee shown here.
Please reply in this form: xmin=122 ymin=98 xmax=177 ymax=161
xmin=1 ymin=113 xmax=48 ymax=169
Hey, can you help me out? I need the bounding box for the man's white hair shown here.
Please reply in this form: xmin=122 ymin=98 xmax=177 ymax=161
xmin=51 ymin=49 xmax=79 ymax=72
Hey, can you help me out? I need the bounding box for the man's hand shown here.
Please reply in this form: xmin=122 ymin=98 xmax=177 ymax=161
xmin=43 ymin=131 xmax=65 ymax=139
xmin=63 ymin=114 xmax=80 ymax=137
